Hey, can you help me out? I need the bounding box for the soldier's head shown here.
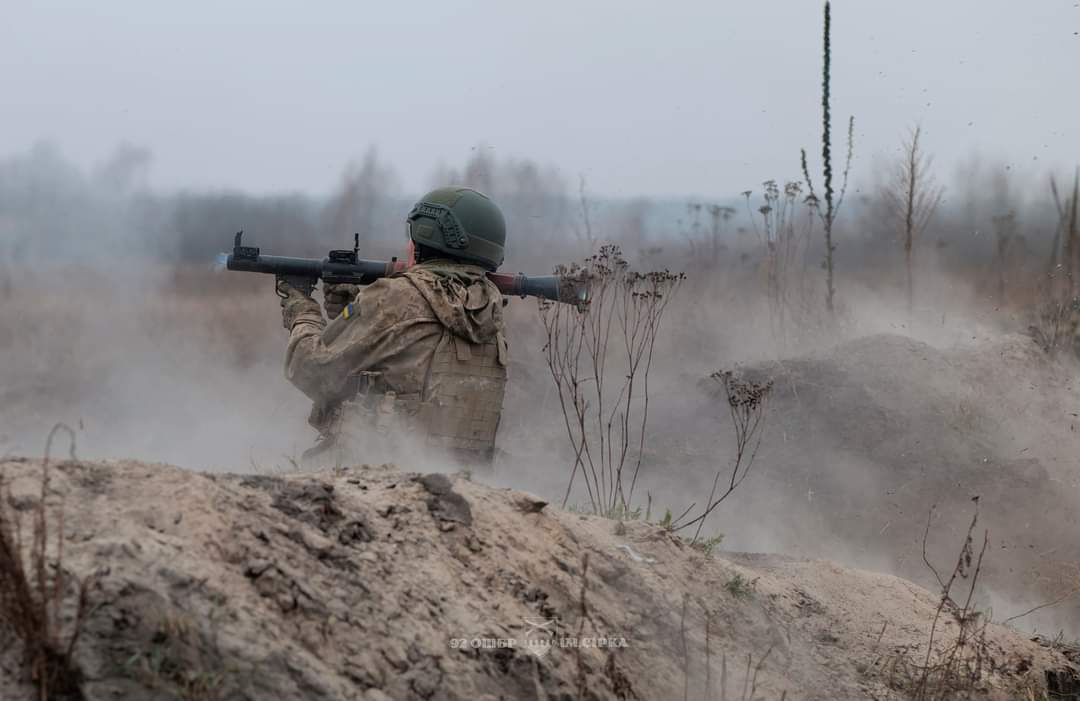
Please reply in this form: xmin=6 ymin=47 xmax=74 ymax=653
xmin=406 ymin=187 xmax=506 ymax=271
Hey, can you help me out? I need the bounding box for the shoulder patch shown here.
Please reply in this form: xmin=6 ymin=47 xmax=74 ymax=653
xmin=342 ymin=303 xmax=355 ymax=320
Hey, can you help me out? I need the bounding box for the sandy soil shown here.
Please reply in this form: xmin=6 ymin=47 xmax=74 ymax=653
xmin=0 ymin=457 xmax=1075 ymax=700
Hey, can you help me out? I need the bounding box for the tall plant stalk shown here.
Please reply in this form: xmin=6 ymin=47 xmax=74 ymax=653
xmin=821 ymin=1 xmax=835 ymax=312
xmin=801 ymin=1 xmax=853 ymax=315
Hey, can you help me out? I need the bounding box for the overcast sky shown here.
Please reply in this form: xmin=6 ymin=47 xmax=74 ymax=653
xmin=2 ymin=0 xmax=1077 ymax=199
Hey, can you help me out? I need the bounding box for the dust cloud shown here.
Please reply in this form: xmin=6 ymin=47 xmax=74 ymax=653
xmin=1 ymin=141 xmax=1079 ymax=635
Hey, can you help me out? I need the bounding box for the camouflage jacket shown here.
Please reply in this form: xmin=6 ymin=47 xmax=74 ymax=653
xmin=283 ymin=260 xmax=508 ymax=432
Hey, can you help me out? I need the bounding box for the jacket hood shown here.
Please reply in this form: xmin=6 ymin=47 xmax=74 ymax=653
xmin=403 ymin=261 xmax=505 ymax=345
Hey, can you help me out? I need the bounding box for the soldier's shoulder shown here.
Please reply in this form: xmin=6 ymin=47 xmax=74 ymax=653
xmin=358 ymin=274 xmax=434 ymax=317
xmin=367 ymin=274 xmax=425 ymax=295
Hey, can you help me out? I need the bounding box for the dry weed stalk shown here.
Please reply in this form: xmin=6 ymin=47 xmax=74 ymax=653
xmin=539 ymin=244 xmax=684 ymax=515
xmin=0 ymin=424 xmax=97 ymax=701
xmin=682 ymin=202 xmax=735 ymax=263
xmin=679 ymin=202 xmax=704 ymax=258
xmin=741 ymin=646 xmax=774 ymax=701
xmin=706 ymin=204 xmax=737 ymax=264
xmin=711 ymin=645 xmax=776 ymax=701
xmin=886 ymin=499 xmax=992 ymax=700
xmin=688 ymin=601 xmax=780 ymax=701
xmin=672 ymin=371 xmax=772 ymax=541
xmin=747 ymin=181 xmax=811 ymax=348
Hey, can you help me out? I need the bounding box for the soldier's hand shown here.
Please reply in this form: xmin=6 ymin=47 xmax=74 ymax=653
xmin=323 ymin=283 xmax=360 ymax=319
xmin=277 ymin=278 xmax=321 ymax=330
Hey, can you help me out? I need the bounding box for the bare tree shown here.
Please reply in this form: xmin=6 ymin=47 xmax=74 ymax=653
xmin=328 ymin=147 xmax=395 ymax=245
xmin=462 ymin=146 xmax=496 ymax=195
xmin=575 ymin=175 xmax=597 ymax=253
xmin=885 ymin=126 xmax=944 ymax=314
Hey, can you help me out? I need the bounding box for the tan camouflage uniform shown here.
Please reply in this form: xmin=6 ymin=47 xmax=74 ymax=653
xmin=280 ymin=260 xmax=508 ymax=469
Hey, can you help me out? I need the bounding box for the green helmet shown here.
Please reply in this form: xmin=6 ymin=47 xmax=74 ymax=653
xmin=407 ymin=187 xmax=506 ymax=270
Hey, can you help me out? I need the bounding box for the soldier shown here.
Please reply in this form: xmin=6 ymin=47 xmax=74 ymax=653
xmin=277 ymin=187 xmax=509 ymax=470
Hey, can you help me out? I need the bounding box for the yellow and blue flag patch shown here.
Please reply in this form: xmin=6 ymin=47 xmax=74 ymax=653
xmin=341 ymin=303 xmax=355 ymax=320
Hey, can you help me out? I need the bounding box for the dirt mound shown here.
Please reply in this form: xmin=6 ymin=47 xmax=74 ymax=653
xmin=667 ymin=332 xmax=1080 ymax=632
xmin=0 ymin=458 xmax=1075 ymax=700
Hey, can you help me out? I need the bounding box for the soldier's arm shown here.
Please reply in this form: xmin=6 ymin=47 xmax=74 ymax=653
xmin=283 ymin=278 xmax=435 ymax=404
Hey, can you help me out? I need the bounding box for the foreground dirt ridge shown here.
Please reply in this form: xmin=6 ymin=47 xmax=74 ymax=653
xmin=0 ymin=458 xmax=1074 ymax=700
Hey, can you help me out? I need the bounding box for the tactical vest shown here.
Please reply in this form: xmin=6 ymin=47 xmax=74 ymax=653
xmin=305 ymin=330 xmax=507 ymax=468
